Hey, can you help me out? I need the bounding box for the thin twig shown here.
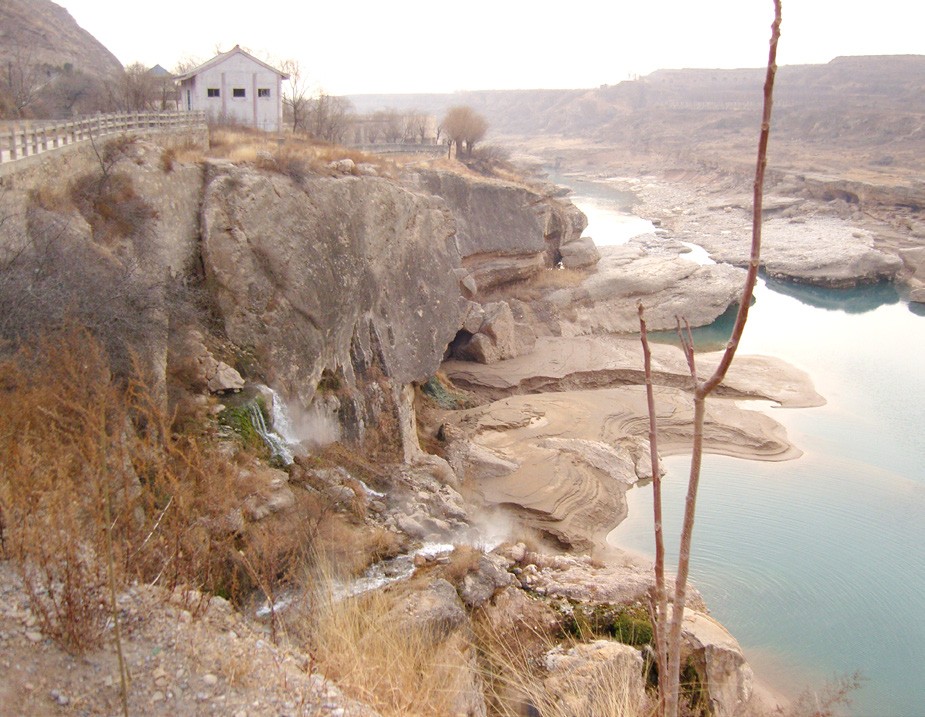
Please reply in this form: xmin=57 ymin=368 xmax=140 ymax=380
xmin=129 ymin=495 xmax=173 ymax=558
xmin=661 ymin=5 xmax=782 ymax=716
xmin=637 ymin=302 xmax=669 ymax=714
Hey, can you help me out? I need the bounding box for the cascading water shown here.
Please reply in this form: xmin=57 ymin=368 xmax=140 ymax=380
xmin=268 ymin=389 xmax=301 ymax=446
xmin=247 ymin=399 xmax=294 ymax=465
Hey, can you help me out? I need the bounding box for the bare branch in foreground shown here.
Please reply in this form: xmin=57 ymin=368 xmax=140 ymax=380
xmin=638 ymin=3 xmax=782 ymax=715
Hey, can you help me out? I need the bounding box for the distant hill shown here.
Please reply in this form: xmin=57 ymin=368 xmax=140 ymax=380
xmin=0 ymin=0 xmax=123 ymax=117
xmin=0 ymin=0 xmax=122 ymax=78
xmin=348 ymin=56 xmax=925 ymax=177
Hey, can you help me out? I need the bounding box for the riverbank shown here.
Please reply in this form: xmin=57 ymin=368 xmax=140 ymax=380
xmin=434 ymin=159 xmax=925 ymax=714
xmin=547 ymin=166 xmax=924 ymax=716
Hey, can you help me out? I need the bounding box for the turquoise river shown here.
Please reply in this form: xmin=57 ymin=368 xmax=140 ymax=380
xmin=559 ymin=174 xmax=925 ymax=717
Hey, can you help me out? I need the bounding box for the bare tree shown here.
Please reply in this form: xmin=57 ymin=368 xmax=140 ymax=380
xmin=405 ymin=111 xmax=431 ymax=144
xmin=441 ymin=105 xmax=488 ymax=157
xmin=638 ymin=3 xmax=782 ymax=716
xmin=116 ymin=63 xmax=159 ymax=112
xmin=281 ymin=59 xmax=311 ymax=132
xmin=380 ymin=109 xmax=404 ymax=143
xmin=172 ymin=57 xmax=203 ymax=75
xmin=2 ymin=41 xmax=47 ymax=118
xmin=307 ymin=92 xmax=353 ymax=144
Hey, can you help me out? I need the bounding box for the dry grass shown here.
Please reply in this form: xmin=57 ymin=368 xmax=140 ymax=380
xmin=298 ymin=556 xmax=475 ymax=717
xmin=206 ymin=128 xmax=396 ymax=179
xmin=441 ymin=544 xmax=483 ymax=583
xmin=0 ymin=330 xmax=303 ymax=650
xmin=474 ymin=613 xmax=653 ymax=717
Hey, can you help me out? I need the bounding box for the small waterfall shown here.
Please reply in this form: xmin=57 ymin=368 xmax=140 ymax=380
xmin=269 ymin=390 xmax=301 ymax=445
xmin=247 ymin=401 xmax=294 ymax=465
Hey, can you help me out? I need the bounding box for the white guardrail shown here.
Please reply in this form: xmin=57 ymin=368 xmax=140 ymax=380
xmin=0 ymin=111 xmax=206 ymax=164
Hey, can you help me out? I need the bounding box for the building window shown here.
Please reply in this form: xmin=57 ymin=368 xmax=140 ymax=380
xmin=258 ymin=88 xmax=270 ymax=98
xmin=232 ymin=88 xmax=246 ymax=98
xmin=207 ymin=88 xmax=220 ymax=98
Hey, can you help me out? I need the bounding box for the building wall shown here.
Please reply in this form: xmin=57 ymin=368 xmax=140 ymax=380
xmin=180 ymin=54 xmax=283 ymax=131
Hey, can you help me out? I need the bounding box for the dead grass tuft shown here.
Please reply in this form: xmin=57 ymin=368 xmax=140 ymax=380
xmin=297 ymin=556 xmax=474 ymax=717
xmin=159 ymin=147 xmax=176 ymax=173
xmin=205 ymin=128 xmax=396 ymax=179
xmin=441 ymin=544 xmax=483 ymax=583
xmin=474 ymin=612 xmax=652 ymax=717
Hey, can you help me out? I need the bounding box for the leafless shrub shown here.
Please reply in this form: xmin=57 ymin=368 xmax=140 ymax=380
xmin=70 ymin=170 xmax=158 ymax=243
xmin=0 ymin=331 xmax=268 ymax=649
xmin=160 ymin=147 xmax=177 ymax=173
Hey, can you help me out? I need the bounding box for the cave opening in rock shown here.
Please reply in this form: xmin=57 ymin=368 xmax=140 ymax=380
xmin=445 ymin=330 xmax=474 ymax=361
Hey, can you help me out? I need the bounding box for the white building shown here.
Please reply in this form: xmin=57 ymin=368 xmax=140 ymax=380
xmin=175 ymin=46 xmax=288 ymax=132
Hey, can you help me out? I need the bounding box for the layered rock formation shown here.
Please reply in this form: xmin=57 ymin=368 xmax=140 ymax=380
xmin=413 ymin=168 xmax=590 ymax=292
xmin=1 ymin=135 xmax=791 ymax=717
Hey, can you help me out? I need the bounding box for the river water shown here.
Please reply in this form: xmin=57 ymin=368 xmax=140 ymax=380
xmin=559 ymin=174 xmax=925 ymax=717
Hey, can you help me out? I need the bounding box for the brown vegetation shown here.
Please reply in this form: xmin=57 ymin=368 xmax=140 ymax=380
xmin=207 ymin=127 xmax=395 ymax=178
xmin=442 ymin=105 xmax=489 ymax=157
xmin=0 ymin=330 xmax=396 ymax=656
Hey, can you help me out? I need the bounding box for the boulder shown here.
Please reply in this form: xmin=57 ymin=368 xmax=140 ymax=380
xmin=458 ymin=553 xmax=514 ymax=608
xmin=394 ymin=578 xmax=467 ymax=638
xmin=242 ymin=466 xmax=295 ymax=521
xmin=207 ymin=361 xmax=245 ymax=393
xmin=327 ymin=158 xmax=356 ymax=174
xmin=543 ymin=640 xmax=647 ymax=716
xmin=680 ymin=609 xmax=754 ymax=717
xmin=457 ymin=301 xmax=536 ymax=364
xmin=453 ymin=268 xmax=478 ymax=298
xmin=459 ymin=300 xmax=486 ymax=334
xmin=170 ymin=328 xmax=245 ymax=393
xmin=390 ymin=580 xmax=488 ymax=717
xmin=559 ymin=236 xmax=601 ymax=269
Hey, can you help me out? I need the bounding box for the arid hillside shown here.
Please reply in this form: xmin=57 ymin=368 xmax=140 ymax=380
xmin=0 ymin=0 xmax=122 ymax=78
xmin=350 ymin=55 xmax=925 ymax=183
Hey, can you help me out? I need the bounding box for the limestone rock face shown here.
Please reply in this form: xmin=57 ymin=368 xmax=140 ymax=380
xmin=543 ymin=640 xmax=647 ymax=716
xmin=200 ymin=165 xmax=461 ymax=407
xmin=415 ymin=170 xmax=587 ymax=292
xmin=681 ymin=609 xmax=754 ymax=717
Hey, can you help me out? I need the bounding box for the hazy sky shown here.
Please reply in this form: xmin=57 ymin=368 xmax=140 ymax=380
xmin=61 ymin=0 xmax=923 ymax=95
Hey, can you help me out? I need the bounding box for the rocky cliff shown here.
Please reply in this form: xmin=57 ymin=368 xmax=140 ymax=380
xmin=200 ymin=163 xmax=461 ymax=405
xmin=0 ymin=136 xmax=772 ymax=717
